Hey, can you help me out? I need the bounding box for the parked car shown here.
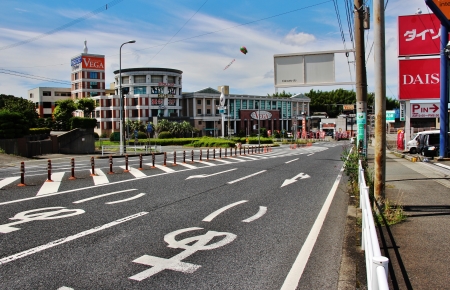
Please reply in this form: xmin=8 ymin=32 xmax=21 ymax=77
xmin=406 ymin=130 xmax=443 ymax=154
xmin=420 ymin=132 xmax=450 ymax=157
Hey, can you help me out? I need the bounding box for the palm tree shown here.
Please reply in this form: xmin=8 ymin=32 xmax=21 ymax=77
xmin=155 ymin=119 xmax=171 ymax=137
xmin=180 ymin=121 xmax=193 ymax=137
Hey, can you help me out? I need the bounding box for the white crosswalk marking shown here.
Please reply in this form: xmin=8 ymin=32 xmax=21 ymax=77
xmin=178 ymin=163 xmax=198 ymax=169
xmin=120 ymin=166 xmax=146 ymax=178
xmin=239 ymin=156 xmax=259 ymax=160
xmin=153 ymin=164 xmax=176 ymax=173
xmin=92 ymin=169 xmax=109 ymax=185
xmin=199 ymin=161 xmax=216 ymax=166
xmin=0 ymin=176 xmax=20 ymax=189
xmin=36 ymin=172 xmax=65 ymax=196
xmin=214 ymin=159 xmax=232 ymax=164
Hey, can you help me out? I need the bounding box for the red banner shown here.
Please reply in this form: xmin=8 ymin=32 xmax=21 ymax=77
xmin=82 ymin=56 xmax=105 ymax=69
xmin=399 ymin=58 xmax=440 ymax=100
xmin=398 ymin=14 xmax=442 ymax=56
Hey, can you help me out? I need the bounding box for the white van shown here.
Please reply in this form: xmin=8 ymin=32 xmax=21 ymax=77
xmin=405 ymin=130 xmax=444 ymax=154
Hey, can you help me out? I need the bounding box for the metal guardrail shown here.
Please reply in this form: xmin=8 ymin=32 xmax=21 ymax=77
xmin=101 ymin=145 xmax=161 ymax=156
xmin=358 ymin=160 xmax=390 ymax=290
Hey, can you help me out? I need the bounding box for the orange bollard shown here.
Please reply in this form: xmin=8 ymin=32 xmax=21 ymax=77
xmin=46 ymin=159 xmax=53 ymax=182
xmin=90 ymin=157 xmax=96 ymax=176
xmin=124 ymin=154 xmax=130 ymax=172
xmin=138 ymin=154 xmax=143 ymax=170
xmin=108 ymin=155 xmax=114 ymax=174
xmin=173 ymin=151 xmax=177 ymax=166
xmin=18 ymin=162 xmax=26 ymax=186
xmin=69 ymin=158 xmax=76 ymax=180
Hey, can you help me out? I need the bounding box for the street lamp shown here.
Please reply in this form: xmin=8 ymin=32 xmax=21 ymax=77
xmin=119 ymin=40 xmax=136 ymax=155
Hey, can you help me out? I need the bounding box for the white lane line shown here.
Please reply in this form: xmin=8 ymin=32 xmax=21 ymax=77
xmin=242 ymin=206 xmax=267 ymax=223
xmin=199 ymin=161 xmax=216 ymax=166
xmin=178 ymin=163 xmax=198 ymax=169
xmin=285 ymin=158 xmax=299 ymax=164
xmin=202 ymin=200 xmax=248 ymax=222
xmin=105 ymin=193 xmax=146 ymax=204
xmin=0 ymin=212 xmax=148 ymax=265
xmin=227 ymin=170 xmax=267 ymax=184
xmin=226 ymin=157 xmax=246 ymax=162
xmin=214 ymin=159 xmax=232 ymax=164
xmin=153 ymin=164 xmax=176 ymax=173
xmin=36 ymin=172 xmax=65 ymax=196
xmin=0 ymin=177 xmax=20 ymax=189
xmin=92 ymin=169 xmax=109 ymax=185
xmin=119 ymin=166 xmax=146 ymax=178
xmin=186 ymin=168 xmax=238 ymax=180
xmin=58 ymin=287 xmax=74 ymax=290
xmin=280 ymin=164 xmax=345 ymax=290
xmin=73 ymin=189 xmax=137 ymax=204
xmin=239 ymin=156 xmax=259 ymax=160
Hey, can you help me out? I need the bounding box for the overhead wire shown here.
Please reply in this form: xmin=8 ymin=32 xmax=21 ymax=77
xmin=0 ymin=0 xmax=125 ymax=51
xmin=0 ymin=69 xmax=71 ymax=85
xmin=144 ymin=0 xmax=209 ymax=65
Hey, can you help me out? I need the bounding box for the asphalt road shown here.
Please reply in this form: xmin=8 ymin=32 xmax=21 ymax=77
xmin=0 ymin=143 xmax=349 ymax=290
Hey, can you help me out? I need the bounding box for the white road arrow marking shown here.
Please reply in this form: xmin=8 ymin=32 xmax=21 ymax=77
xmin=186 ymin=168 xmax=237 ymax=180
xmin=281 ymin=173 xmax=310 ymax=188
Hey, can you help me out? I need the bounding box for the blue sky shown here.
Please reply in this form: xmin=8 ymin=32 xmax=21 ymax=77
xmin=0 ymin=0 xmax=427 ymax=99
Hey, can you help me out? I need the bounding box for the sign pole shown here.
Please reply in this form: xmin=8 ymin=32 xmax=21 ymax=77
xmin=440 ymin=24 xmax=449 ymax=158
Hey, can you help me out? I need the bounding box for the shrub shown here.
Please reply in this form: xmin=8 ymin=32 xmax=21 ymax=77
xmin=93 ymin=132 xmax=99 ymax=139
xmin=0 ymin=110 xmax=29 ymax=139
xmin=110 ymin=132 xmax=120 ymax=141
xmin=70 ymin=117 xmax=97 ymax=129
xmin=158 ymin=131 xmax=172 ymax=139
xmin=137 ymin=132 xmax=147 ymax=139
xmin=100 ymin=132 xmax=107 ymax=138
xmin=29 ymin=128 xmax=51 ymax=135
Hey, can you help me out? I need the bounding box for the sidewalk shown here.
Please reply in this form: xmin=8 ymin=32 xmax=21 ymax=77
xmin=367 ymin=147 xmax=450 ymax=289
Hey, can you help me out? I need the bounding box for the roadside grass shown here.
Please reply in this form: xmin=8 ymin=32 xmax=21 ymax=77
xmin=341 ymin=145 xmax=406 ymax=226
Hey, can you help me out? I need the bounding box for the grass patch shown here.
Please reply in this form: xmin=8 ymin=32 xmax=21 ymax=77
xmin=375 ymin=198 xmax=407 ymax=226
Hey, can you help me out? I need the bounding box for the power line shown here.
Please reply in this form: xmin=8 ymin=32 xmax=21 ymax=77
xmin=0 ymin=0 xmax=125 ymax=51
xmin=0 ymin=69 xmax=71 ymax=85
xmin=144 ymin=0 xmax=209 ymax=65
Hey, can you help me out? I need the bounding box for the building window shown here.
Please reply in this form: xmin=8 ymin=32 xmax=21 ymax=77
xmin=43 ymin=91 xmax=51 ymax=96
xmin=198 ymin=121 xmax=202 ymax=125
xmin=168 ymin=87 xmax=176 ymax=95
xmin=75 ymin=93 xmax=78 ymax=99
xmin=74 ymin=73 xmax=78 ymax=80
xmin=89 ymin=72 xmax=98 ymax=79
xmin=167 ymin=76 xmax=175 ymax=83
xmin=134 ymin=75 xmax=146 ymax=83
xmin=197 ymin=109 xmax=202 ymax=114
xmin=89 ymin=92 xmax=99 ymax=97
xmin=168 ymin=98 xmax=176 ymax=106
xmin=121 ymin=76 xmax=129 ymax=84
xmin=55 ymin=92 xmax=71 ymax=96
xmin=151 ymin=75 xmax=163 ymax=83
xmin=90 ymin=82 xmax=98 ymax=89
xmin=206 ymin=100 xmax=211 ymax=105
xmin=43 ymin=102 xmax=52 ymax=108
xmin=206 ymin=109 xmax=211 ymax=115
xmin=134 ymin=86 xmax=146 ymax=94
xmin=197 ymin=99 xmax=201 ymax=105
xmin=215 ymin=100 xmax=219 ymax=106
xmin=96 ymin=111 xmax=100 ymax=118
xmin=151 ymin=86 xmax=163 ymax=94
xmin=29 ymin=93 xmax=33 ymax=99
xmin=75 ymin=83 xmax=79 ymax=90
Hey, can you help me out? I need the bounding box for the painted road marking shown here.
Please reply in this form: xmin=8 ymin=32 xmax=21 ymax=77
xmin=227 ymin=170 xmax=266 ymax=184
xmin=129 ymin=227 xmax=236 ymax=281
xmin=199 ymin=161 xmax=216 ymax=166
xmin=153 ymin=164 xmax=176 ymax=173
xmin=285 ymin=158 xmax=299 ymax=164
xmin=0 ymin=176 xmax=20 ymax=189
xmin=0 ymin=212 xmax=148 ymax=265
xmin=92 ymin=169 xmax=109 ymax=185
xmin=214 ymin=159 xmax=232 ymax=164
xmin=202 ymin=200 xmax=248 ymax=222
xmin=242 ymin=206 xmax=267 ymax=223
xmin=120 ymin=166 xmax=146 ymax=178
xmin=280 ymin=162 xmax=345 ymax=289
xmin=238 ymin=156 xmax=259 ymax=160
xmin=281 ymin=173 xmax=311 ymax=188
xmin=178 ymin=163 xmax=198 ymax=169
xmin=36 ymin=172 xmax=65 ymax=196
xmin=0 ymin=207 xmax=85 ymax=234
xmin=73 ymin=189 xmax=137 ymax=204
xmin=186 ymin=168 xmax=237 ymax=180
xmin=105 ymin=193 xmax=146 ymax=204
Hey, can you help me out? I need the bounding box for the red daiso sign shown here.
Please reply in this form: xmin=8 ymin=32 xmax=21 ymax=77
xmin=82 ymin=56 xmax=105 ymax=70
xmin=398 ymin=14 xmax=442 ymax=56
xmin=399 ymin=58 xmax=440 ymax=100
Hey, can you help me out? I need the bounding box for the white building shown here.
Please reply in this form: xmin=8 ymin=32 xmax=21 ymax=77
xmin=92 ymin=67 xmax=183 ymax=135
xmin=27 ymin=87 xmax=71 ymax=118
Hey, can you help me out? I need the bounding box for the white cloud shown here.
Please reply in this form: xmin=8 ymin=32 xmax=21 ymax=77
xmin=281 ymin=28 xmax=316 ymax=46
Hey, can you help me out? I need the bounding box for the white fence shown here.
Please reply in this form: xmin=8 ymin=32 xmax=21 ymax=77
xmin=101 ymin=145 xmax=161 ymax=156
xmin=359 ymin=160 xmax=390 ymax=290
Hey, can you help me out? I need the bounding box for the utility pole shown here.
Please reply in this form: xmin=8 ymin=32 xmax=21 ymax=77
xmin=374 ymin=0 xmax=386 ymax=201
xmin=355 ymin=0 xmax=368 ymax=156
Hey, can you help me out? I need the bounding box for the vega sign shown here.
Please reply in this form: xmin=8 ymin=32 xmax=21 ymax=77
xmin=82 ymin=56 xmax=105 ymax=69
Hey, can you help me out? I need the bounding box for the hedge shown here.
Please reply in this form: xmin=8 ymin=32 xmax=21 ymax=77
xmin=70 ymin=117 xmax=97 ymax=129
xmin=29 ymin=128 xmax=51 ymax=135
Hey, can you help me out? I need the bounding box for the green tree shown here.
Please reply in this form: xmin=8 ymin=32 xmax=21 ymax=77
xmin=53 ymin=99 xmax=76 ymax=130
xmin=0 ymin=94 xmax=38 ymax=127
xmin=154 ymin=119 xmax=171 ymax=137
xmin=267 ymin=90 xmax=293 ymax=98
xmin=76 ymin=98 xmax=96 ymax=118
